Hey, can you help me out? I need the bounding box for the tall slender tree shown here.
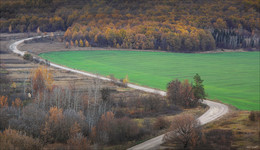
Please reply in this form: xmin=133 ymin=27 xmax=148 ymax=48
xmin=193 ymin=74 xmax=206 ymax=100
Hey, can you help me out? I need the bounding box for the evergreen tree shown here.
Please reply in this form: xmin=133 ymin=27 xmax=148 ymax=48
xmin=193 ymin=73 xmax=206 ymax=100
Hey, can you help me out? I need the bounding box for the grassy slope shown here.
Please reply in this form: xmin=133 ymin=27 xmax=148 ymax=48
xmin=204 ymin=111 xmax=260 ymax=149
xmin=39 ymin=50 xmax=260 ymax=110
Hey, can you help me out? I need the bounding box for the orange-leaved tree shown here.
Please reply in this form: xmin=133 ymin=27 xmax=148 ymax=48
xmin=12 ymin=98 xmax=23 ymax=108
xmin=67 ymin=122 xmax=90 ymax=150
xmin=0 ymin=96 xmax=8 ymax=108
xmin=95 ymin=111 xmax=115 ymax=143
xmin=41 ymin=107 xmax=64 ymax=143
xmin=31 ymin=66 xmax=53 ymax=96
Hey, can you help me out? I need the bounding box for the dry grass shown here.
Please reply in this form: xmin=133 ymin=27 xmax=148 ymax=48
xmin=204 ymin=111 xmax=260 ymax=150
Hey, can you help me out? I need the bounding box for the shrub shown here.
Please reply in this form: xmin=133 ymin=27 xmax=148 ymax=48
xmin=9 ymin=104 xmax=46 ymax=138
xmin=139 ymin=118 xmax=152 ymax=136
xmin=23 ymin=53 xmax=33 ymax=61
xmin=112 ymin=117 xmax=140 ymax=144
xmin=95 ymin=112 xmax=140 ymax=144
xmin=142 ymin=95 xmax=167 ymax=113
xmin=248 ymin=111 xmax=260 ymax=121
xmin=0 ymin=107 xmax=18 ymax=130
xmin=0 ymin=128 xmax=42 ymax=150
xmin=200 ymin=129 xmax=233 ymax=150
xmin=123 ymin=75 xmax=129 ymax=84
xmin=164 ymin=114 xmax=201 ymax=149
xmin=67 ymin=133 xmax=90 ymax=150
xmin=153 ymin=116 xmax=170 ymax=130
xmin=249 ymin=111 xmax=256 ymax=121
xmin=67 ymin=122 xmax=90 ymax=150
xmin=65 ymin=42 xmax=69 ymax=48
xmin=101 ymin=88 xmax=112 ymax=102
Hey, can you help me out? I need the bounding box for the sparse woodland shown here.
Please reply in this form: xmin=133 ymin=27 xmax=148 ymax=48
xmin=1 ymin=0 xmax=259 ymax=51
xmin=0 ymin=64 xmax=181 ymax=149
xmin=0 ymin=58 xmax=209 ymax=149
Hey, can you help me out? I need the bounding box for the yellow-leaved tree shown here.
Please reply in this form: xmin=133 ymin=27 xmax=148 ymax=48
xmin=123 ymin=75 xmax=129 ymax=84
xmin=79 ymin=39 xmax=84 ymax=47
xmin=31 ymin=66 xmax=53 ymax=95
xmin=85 ymin=40 xmax=90 ymax=47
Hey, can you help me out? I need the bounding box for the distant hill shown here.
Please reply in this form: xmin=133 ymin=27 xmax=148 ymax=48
xmin=1 ymin=0 xmax=259 ymax=51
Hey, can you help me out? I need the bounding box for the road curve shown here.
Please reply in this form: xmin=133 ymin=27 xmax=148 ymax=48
xmin=9 ymin=35 xmax=229 ymax=150
xmin=127 ymin=100 xmax=229 ymax=150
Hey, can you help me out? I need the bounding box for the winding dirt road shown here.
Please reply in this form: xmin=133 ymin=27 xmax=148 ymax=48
xmin=9 ymin=35 xmax=229 ymax=150
xmin=128 ymin=100 xmax=229 ymax=150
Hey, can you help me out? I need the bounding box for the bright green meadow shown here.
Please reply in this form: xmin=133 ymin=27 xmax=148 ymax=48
xmin=39 ymin=50 xmax=260 ymax=110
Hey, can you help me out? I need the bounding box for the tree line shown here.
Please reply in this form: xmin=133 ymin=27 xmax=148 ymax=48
xmin=1 ymin=0 xmax=259 ymax=51
xmin=64 ymin=23 xmax=216 ymax=51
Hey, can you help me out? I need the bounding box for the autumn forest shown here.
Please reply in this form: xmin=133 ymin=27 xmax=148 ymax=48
xmin=1 ymin=0 xmax=259 ymax=51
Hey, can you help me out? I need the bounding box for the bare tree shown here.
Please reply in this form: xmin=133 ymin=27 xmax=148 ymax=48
xmin=88 ymin=77 xmax=102 ymax=105
xmin=9 ymin=104 xmax=46 ymax=138
xmin=164 ymin=114 xmax=201 ymax=149
xmin=84 ymin=77 xmax=115 ymax=131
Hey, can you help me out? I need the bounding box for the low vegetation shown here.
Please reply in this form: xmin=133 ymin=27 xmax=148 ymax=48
xmin=163 ymin=110 xmax=260 ymax=150
xmin=0 ymin=63 xmax=204 ymax=149
xmin=23 ymin=53 xmax=33 ymax=61
xmin=203 ymin=111 xmax=260 ymax=150
xmin=164 ymin=114 xmax=202 ymax=149
xmin=0 ymin=49 xmax=213 ymax=150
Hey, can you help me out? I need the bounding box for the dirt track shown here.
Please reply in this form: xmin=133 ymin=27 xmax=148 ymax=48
xmin=0 ymin=34 xmax=142 ymax=101
xmin=128 ymin=100 xmax=229 ymax=150
xmin=10 ymin=34 xmax=229 ymax=150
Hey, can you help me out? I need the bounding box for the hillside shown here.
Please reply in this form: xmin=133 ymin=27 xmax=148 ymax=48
xmin=1 ymin=0 xmax=259 ymax=51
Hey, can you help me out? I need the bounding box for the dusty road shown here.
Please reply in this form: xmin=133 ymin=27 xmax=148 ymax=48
xmin=9 ymin=35 xmax=229 ymax=150
xmin=127 ymin=100 xmax=229 ymax=150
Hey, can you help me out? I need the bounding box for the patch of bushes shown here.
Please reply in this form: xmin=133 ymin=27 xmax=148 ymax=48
xmin=201 ymin=129 xmax=233 ymax=150
xmin=249 ymin=111 xmax=260 ymax=121
xmin=0 ymin=128 xmax=42 ymax=150
xmin=23 ymin=53 xmax=33 ymax=61
xmin=153 ymin=116 xmax=170 ymax=130
xmin=94 ymin=112 xmax=141 ymax=144
xmin=117 ymin=94 xmax=177 ymax=118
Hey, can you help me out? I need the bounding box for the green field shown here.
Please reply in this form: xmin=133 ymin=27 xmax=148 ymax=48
xmin=39 ymin=50 xmax=260 ymax=110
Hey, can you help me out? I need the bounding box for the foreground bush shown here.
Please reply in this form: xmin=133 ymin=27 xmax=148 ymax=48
xmin=164 ymin=114 xmax=201 ymax=149
xmin=0 ymin=128 xmax=42 ymax=150
xmin=94 ymin=112 xmax=140 ymax=144
xmin=153 ymin=117 xmax=170 ymax=130
xmin=23 ymin=53 xmax=33 ymax=61
xmin=249 ymin=111 xmax=260 ymax=122
xmin=200 ymin=129 xmax=233 ymax=150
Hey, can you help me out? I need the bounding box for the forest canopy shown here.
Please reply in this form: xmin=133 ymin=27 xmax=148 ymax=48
xmin=1 ymin=0 xmax=259 ymax=51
